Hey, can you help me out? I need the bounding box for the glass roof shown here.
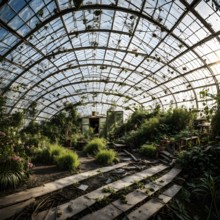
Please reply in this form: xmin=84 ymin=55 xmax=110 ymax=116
xmin=0 ymin=0 xmax=220 ymax=120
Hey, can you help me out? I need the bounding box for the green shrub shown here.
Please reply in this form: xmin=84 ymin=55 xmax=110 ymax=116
xmin=176 ymin=146 xmax=220 ymax=177
xmin=55 ymin=149 xmax=80 ymax=171
xmin=140 ymin=144 xmax=157 ymax=158
xmin=32 ymin=143 xmax=64 ymax=164
xmin=83 ymin=138 xmax=106 ymax=155
xmin=161 ymin=108 xmax=194 ymax=134
xmin=125 ymin=117 xmax=160 ymax=147
xmin=49 ymin=144 xmax=64 ymax=159
xmin=95 ymin=149 xmax=117 ymax=165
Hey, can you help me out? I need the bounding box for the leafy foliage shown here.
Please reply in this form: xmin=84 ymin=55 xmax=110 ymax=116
xmin=176 ymin=146 xmax=220 ymax=177
xmin=211 ymin=109 xmax=220 ymax=138
xmin=22 ymin=103 xmax=81 ymax=146
xmin=111 ymin=107 xmax=194 ymax=147
xmin=95 ymin=149 xmax=117 ymax=165
xmin=160 ymin=108 xmax=195 ymax=134
xmin=0 ymin=132 xmax=33 ymax=190
xmin=168 ymin=199 xmax=191 ymax=220
xmin=49 ymin=144 xmax=64 ymax=160
xmin=124 ymin=117 xmax=160 ymax=147
xmin=0 ymin=161 xmax=25 ymax=190
xmin=188 ymin=173 xmax=220 ymax=220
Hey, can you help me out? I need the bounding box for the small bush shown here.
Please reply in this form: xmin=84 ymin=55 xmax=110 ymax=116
xmin=125 ymin=117 xmax=160 ymax=147
xmin=140 ymin=144 xmax=157 ymax=158
xmin=95 ymin=149 xmax=117 ymax=165
xmin=55 ymin=149 xmax=80 ymax=171
xmin=83 ymin=138 xmax=106 ymax=155
xmin=32 ymin=143 xmax=64 ymax=164
xmin=49 ymin=144 xmax=64 ymax=159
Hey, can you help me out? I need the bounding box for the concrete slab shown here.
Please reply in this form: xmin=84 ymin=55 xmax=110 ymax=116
xmin=154 ymin=168 xmax=181 ymax=186
xmin=127 ymin=184 xmax=182 ymax=220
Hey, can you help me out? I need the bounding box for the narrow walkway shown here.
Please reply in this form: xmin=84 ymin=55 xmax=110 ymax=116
xmin=0 ymin=163 xmax=183 ymax=220
xmin=33 ymin=164 xmax=168 ymax=220
xmin=0 ymin=162 xmax=129 ymax=214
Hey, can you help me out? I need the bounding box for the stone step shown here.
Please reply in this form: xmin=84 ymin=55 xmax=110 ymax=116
xmin=33 ymin=164 xmax=168 ymax=220
xmin=80 ymin=167 xmax=181 ymax=220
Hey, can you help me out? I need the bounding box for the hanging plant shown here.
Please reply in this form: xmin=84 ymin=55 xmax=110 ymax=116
xmin=94 ymin=10 xmax=102 ymax=16
xmin=100 ymin=65 xmax=107 ymax=70
xmin=38 ymin=9 xmax=44 ymax=17
xmin=158 ymin=17 xmax=163 ymax=22
xmin=86 ymin=25 xmax=92 ymax=30
xmin=73 ymin=0 xmax=83 ymax=10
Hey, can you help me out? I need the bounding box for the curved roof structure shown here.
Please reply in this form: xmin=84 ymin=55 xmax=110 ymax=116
xmin=0 ymin=0 xmax=220 ymax=120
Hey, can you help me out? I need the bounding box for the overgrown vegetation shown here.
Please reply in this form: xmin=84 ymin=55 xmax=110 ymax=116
xmin=111 ymin=107 xmax=195 ymax=147
xmin=33 ymin=143 xmax=80 ymax=171
xmin=0 ymin=96 xmax=82 ymax=190
xmin=21 ymin=103 xmax=82 ymax=146
xmin=176 ymin=146 xmax=220 ymax=177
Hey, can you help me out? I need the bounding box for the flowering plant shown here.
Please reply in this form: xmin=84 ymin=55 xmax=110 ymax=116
xmin=0 ymin=131 xmax=33 ymax=190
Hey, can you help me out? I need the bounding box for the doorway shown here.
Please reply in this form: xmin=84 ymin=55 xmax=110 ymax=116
xmin=89 ymin=118 xmax=99 ymax=134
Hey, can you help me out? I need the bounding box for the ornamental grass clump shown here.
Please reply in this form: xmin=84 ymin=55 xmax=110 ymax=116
xmin=49 ymin=144 xmax=64 ymax=161
xmin=54 ymin=149 xmax=80 ymax=171
xmin=83 ymin=138 xmax=106 ymax=155
xmin=95 ymin=149 xmax=117 ymax=165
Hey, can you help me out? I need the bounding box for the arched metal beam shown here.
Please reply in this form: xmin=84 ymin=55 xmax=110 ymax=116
xmin=26 ymin=85 xmax=143 ymax=111
xmin=0 ymin=5 xmax=218 ymax=112
xmin=45 ymin=101 xmax=132 ymax=121
xmin=9 ymin=62 xmax=175 ymax=112
xmin=34 ymin=93 xmax=136 ymax=119
xmin=0 ymin=3 xmax=213 ymax=101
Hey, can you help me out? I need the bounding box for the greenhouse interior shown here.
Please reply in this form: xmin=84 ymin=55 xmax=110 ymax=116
xmin=0 ymin=0 xmax=220 ymax=219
